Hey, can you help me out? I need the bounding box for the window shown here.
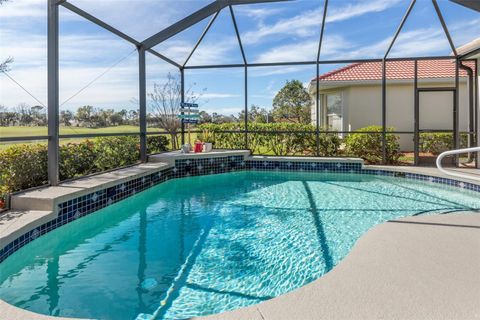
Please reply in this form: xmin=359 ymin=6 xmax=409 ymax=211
xmin=325 ymin=93 xmax=343 ymax=133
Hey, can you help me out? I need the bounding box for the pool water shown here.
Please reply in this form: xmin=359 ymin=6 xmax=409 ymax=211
xmin=1 ymin=171 xmax=479 ymax=319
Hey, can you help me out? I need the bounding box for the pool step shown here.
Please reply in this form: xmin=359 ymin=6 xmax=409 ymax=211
xmin=9 ymin=162 xmax=172 ymax=213
xmin=0 ymin=210 xmax=55 ymax=247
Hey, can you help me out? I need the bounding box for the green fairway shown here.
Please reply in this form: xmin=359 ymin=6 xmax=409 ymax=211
xmin=0 ymin=125 xmax=164 ymax=138
xmin=0 ymin=126 xmax=167 ymax=150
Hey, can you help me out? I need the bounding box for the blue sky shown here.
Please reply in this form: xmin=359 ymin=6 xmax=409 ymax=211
xmin=0 ymin=0 xmax=479 ymax=116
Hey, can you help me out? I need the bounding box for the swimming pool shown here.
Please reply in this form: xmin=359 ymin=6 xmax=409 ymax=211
xmin=1 ymin=170 xmax=479 ymax=319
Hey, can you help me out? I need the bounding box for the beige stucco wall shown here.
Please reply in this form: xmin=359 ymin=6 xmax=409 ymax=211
xmin=313 ymin=80 xmax=470 ymax=151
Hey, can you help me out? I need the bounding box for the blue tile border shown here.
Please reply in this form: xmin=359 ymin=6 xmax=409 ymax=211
xmin=1 ymin=156 xmax=479 ymax=263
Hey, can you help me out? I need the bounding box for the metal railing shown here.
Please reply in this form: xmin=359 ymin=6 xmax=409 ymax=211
xmin=436 ymin=146 xmax=480 ymax=181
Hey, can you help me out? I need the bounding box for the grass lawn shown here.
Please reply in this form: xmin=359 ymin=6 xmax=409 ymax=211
xmin=0 ymin=125 xmax=163 ymax=138
xmin=0 ymin=126 xmax=166 ymax=150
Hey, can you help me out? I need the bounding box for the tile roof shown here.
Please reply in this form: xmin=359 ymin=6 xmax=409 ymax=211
xmin=315 ymin=60 xmax=474 ymax=82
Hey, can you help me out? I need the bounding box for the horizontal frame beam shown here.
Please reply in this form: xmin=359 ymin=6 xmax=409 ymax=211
xmin=3 ymin=130 xmax=477 ymax=143
xmin=182 ymin=56 xmax=457 ymax=69
xmin=0 ymin=136 xmax=50 ymax=142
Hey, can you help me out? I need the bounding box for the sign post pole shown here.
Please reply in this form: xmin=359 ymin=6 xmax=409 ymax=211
xmin=179 ymin=102 xmax=199 ymax=152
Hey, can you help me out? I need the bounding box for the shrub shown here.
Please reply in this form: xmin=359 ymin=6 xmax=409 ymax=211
xmin=344 ymin=126 xmax=400 ymax=164
xmin=0 ymin=144 xmax=48 ymax=202
xmin=59 ymin=140 xmax=97 ymax=180
xmin=198 ymin=123 xmax=245 ymax=150
xmin=419 ymin=132 xmax=468 ymax=155
xmin=147 ymin=135 xmax=169 ymax=154
xmin=93 ymin=136 xmax=140 ymax=171
xmin=0 ymin=135 xmax=169 ymax=208
xmin=198 ymin=123 xmax=341 ymax=156
xmin=318 ymin=130 xmax=341 ymax=157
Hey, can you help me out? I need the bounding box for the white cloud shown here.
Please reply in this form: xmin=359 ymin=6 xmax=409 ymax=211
xmin=202 ymin=93 xmax=240 ymax=99
xmin=242 ymin=8 xmax=321 ymax=45
xmin=254 ymin=35 xmax=352 ymax=63
xmin=234 ymin=6 xmax=285 ymax=21
xmin=0 ymin=0 xmax=47 ymax=19
xmin=241 ymin=0 xmax=401 ymax=45
xmin=254 ymin=41 xmax=317 ymax=63
xmin=326 ymin=0 xmax=402 ymax=23
xmin=185 ymin=39 xmax=242 ymax=66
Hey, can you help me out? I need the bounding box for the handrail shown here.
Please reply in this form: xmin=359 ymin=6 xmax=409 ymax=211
xmin=436 ymin=146 xmax=480 ymax=181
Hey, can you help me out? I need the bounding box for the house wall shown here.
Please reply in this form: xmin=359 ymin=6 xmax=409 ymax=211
xmin=314 ymin=81 xmax=469 ymax=151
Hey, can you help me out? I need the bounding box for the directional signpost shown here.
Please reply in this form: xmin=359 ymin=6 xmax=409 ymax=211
xmin=178 ymin=102 xmax=199 ymax=149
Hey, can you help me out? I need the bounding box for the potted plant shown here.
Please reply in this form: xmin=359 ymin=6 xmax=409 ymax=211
xmin=199 ymin=129 xmax=214 ymax=152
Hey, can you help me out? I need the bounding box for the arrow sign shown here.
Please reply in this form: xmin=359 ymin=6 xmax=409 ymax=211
xmin=180 ymin=102 xmax=198 ymax=108
xmin=177 ymin=114 xmax=200 ymax=119
xmin=182 ymin=119 xmax=199 ymax=124
xmin=179 ymin=108 xmax=199 ymax=113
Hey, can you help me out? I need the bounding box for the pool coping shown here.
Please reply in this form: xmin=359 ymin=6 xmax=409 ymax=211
xmin=1 ymin=151 xmax=480 ymax=320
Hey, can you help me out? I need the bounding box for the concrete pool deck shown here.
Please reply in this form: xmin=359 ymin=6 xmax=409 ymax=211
xmin=1 ymin=155 xmax=480 ymax=320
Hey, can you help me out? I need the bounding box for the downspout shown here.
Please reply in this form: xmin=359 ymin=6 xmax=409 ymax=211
xmin=459 ymin=62 xmax=475 ymax=163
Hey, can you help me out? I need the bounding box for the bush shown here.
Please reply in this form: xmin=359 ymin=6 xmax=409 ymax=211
xmin=419 ymin=132 xmax=468 ymax=155
xmin=93 ymin=136 xmax=140 ymax=171
xmin=59 ymin=140 xmax=97 ymax=180
xmin=344 ymin=126 xmax=400 ymax=164
xmin=198 ymin=123 xmax=341 ymax=156
xmin=147 ymin=135 xmax=169 ymax=154
xmin=0 ymin=144 xmax=48 ymax=202
xmin=0 ymin=135 xmax=169 ymax=207
xmin=198 ymin=123 xmax=246 ymax=150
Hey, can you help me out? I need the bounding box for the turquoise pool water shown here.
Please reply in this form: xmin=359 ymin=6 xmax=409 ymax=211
xmin=1 ymin=171 xmax=479 ymax=319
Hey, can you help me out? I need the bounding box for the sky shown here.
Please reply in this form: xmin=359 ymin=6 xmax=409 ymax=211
xmin=0 ymin=0 xmax=479 ymax=116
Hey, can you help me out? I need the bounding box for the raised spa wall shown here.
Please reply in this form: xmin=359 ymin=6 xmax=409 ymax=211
xmin=1 ymin=149 xmax=480 ymax=263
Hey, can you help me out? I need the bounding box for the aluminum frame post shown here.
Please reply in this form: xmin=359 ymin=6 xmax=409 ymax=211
xmin=48 ymin=0 xmax=60 ymax=186
xmin=315 ymin=63 xmax=320 ymax=156
xmin=181 ymin=68 xmax=185 ymax=146
xmin=316 ymin=0 xmax=328 ymax=156
xmin=454 ymin=59 xmax=460 ymax=165
xmin=381 ymin=59 xmax=387 ymax=164
xmin=414 ymin=60 xmax=419 ymax=165
xmin=138 ymin=46 xmax=147 ymax=162
xmin=475 ymin=60 xmax=479 ymax=168
xmin=244 ymin=66 xmax=248 ymax=149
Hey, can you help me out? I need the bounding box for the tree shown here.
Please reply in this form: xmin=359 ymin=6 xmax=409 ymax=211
xmin=0 ymin=56 xmax=13 ymax=73
xmin=118 ymin=109 xmax=128 ymax=124
xmin=238 ymin=105 xmax=273 ymax=123
xmin=148 ymin=73 xmax=204 ymax=149
xmin=15 ymin=103 xmax=33 ymax=125
xmin=30 ymin=105 xmax=46 ymax=126
xmin=198 ymin=110 xmax=212 ymax=124
xmin=75 ymin=105 xmax=95 ymax=127
xmin=272 ymin=80 xmax=311 ymax=124
xmin=60 ymin=110 xmax=74 ymax=126
xmin=109 ymin=112 xmax=123 ymax=126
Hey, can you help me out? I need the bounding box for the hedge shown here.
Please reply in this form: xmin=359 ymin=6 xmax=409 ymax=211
xmin=0 ymin=135 xmax=168 ymax=207
xmin=419 ymin=132 xmax=468 ymax=155
xmin=344 ymin=126 xmax=400 ymax=164
xmin=198 ymin=123 xmax=341 ymax=156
